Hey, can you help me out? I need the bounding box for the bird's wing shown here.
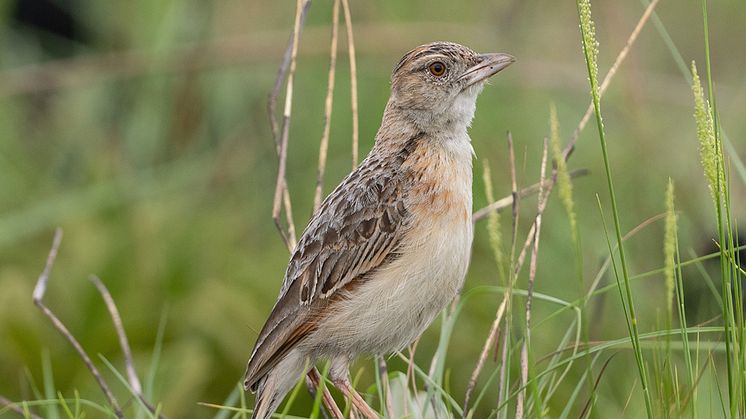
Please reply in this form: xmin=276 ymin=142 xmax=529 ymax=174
xmin=244 ymin=138 xmax=421 ymax=389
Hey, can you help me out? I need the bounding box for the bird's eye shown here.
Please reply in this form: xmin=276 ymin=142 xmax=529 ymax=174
xmin=428 ymin=61 xmax=446 ymax=77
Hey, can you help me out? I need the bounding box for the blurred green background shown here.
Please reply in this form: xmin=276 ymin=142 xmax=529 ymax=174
xmin=0 ymin=0 xmax=744 ymax=417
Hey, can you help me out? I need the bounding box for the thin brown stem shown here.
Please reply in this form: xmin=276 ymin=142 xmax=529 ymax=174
xmin=268 ymin=4 xmax=341 ymax=416
xmin=265 ymin=2 xmax=311 ymax=250
xmin=89 ymin=275 xmax=141 ymax=394
xmin=267 ymin=1 xmax=312 ymax=147
xmin=32 ymin=229 xmax=124 ymax=419
xmin=314 ymin=0 xmax=341 ymax=212
xmin=463 ymin=296 xmax=509 ymax=415
xmin=465 ymin=134 xmax=520 ymax=416
xmin=514 ymin=222 xmax=537 ymax=279
xmin=340 ymin=0 xmax=359 ymax=169
xmin=0 ymin=395 xmax=43 ymax=419
xmin=271 ymin=0 xmax=310 ymax=252
xmin=508 ymin=132 xmax=520 ymax=265
xmin=496 ymin=325 xmax=510 ymax=413
xmin=376 ymin=356 xmax=395 ymax=419
xmin=472 ymin=168 xmax=588 ymax=223
xmin=405 ymin=338 xmax=421 ymax=418
xmin=497 ymin=132 xmax=521 ymax=413
xmin=516 ymin=140 xmax=550 ymax=419
xmin=282 ymin=188 xmax=297 ymax=251
xmin=89 ymin=275 xmax=165 ymax=418
xmin=273 ymin=122 xmax=296 ymax=252
xmin=563 ymin=0 xmax=661 ymax=161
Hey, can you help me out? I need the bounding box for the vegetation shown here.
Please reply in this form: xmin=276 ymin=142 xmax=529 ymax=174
xmin=0 ymin=0 xmax=744 ymax=417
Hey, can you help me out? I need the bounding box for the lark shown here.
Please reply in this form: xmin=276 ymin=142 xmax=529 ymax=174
xmin=244 ymin=41 xmax=514 ymax=419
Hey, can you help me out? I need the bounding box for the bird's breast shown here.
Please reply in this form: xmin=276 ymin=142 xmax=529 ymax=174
xmin=404 ymin=133 xmax=474 ymax=225
xmin=302 ymin=134 xmax=475 ymax=357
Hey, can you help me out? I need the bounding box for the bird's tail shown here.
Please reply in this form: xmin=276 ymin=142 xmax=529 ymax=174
xmin=250 ymin=351 xmax=307 ymax=419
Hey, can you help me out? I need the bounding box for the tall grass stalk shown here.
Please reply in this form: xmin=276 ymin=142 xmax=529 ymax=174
xmin=662 ymin=180 xmax=676 ymax=416
xmin=576 ymin=0 xmax=653 ymax=416
xmin=702 ymin=1 xmax=744 ymax=412
xmin=667 ymin=180 xmax=696 ymax=418
xmin=549 ymin=104 xmax=593 ymax=417
xmin=691 ymin=1 xmax=742 ymax=411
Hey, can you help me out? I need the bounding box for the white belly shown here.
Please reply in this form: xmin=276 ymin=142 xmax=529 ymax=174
xmin=306 ymin=205 xmax=473 ymax=357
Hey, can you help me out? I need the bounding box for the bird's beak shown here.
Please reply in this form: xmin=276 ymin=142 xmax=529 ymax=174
xmin=459 ymin=53 xmax=515 ymax=88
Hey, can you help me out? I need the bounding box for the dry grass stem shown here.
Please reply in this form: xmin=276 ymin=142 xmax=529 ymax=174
xmin=496 ymin=324 xmax=510 ymax=411
xmin=514 ymin=220 xmax=538 ymax=279
xmin=89 ymin=275 xmax=165 ymax=418
xmin=267 ymin=1 xmax=312 ymax=146
xmin=89 ymin=275 xmax=141 ymax=394
xmin=314 ymin=0 xmax=341 ymax=212
xmin=563 ymin=0 xmax=661 ymax=160
xmin=340 ymin=0 xmax=359 ymax=168
xmin=578 ymin=354 xmax=617 ymax=418
xmin=465 ymin=134 xmax=520 ymax=414
xmin=405 ymin=338 xmax=421 ymax=417
xmin=515 ymin=140 xmax=550 ymax=419
xmin=508 ymin=133 xmax=520 ymax=260
xmin=270 ymin=0 xmax=311 ymax=252
xmin=376 ymin=356 xmax=396 ymax=419
xmin=496 ymin=133 xmax=520 ymax=414
xmin=0 ymin=395 xmax=43 ymax=419
xmin=31 ymin=228 xmax=63 ymax=303
xmin=267 ymin=1 xmax=343 ymax=416
xmin=463 ymin=297 xmax=509 ymax=415
xmin=472 ymin=168 xmax=588 ymax=223
xmin=32 ymin=229 xmax=124 ymax=419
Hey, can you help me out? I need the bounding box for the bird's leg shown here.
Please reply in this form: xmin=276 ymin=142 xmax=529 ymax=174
xmin=329 ymin=357 xmax=379 ymax=419
xmin=333 ymin=378 xmax=379 ymax=419
xmin=306 ymin=367 xmax=344 ymax=419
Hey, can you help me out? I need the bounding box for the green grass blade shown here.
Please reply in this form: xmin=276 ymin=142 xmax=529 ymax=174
xmin=576 ymin=0 xmax=652 ymax=415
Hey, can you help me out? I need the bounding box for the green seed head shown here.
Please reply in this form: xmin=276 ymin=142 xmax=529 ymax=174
xmin=690 ymin=61 xmax=721 ymax=204
xmin=549 ymin=104 xmax=577 ymax=242
xmin=663 ymin=178 xmax=677 ymax=319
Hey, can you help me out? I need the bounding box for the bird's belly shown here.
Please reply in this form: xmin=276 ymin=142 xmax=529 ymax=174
xmin=307 ymin=211 xmax=473 ymax=357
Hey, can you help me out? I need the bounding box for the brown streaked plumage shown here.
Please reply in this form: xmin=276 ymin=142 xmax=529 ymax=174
xmin=244 ymin=41 xmax=514 ymax=419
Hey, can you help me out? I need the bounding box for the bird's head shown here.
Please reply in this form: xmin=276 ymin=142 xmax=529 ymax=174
xmin=387 ymin=41 xmax=514 ymax=133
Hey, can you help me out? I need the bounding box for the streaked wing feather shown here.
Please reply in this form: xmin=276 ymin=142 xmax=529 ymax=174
xmin=244 ymin=137 xmax=421 ymax=388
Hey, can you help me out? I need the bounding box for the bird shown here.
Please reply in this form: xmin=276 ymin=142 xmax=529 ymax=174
xmin=243 ymin=41 xmax=514 ymax=419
